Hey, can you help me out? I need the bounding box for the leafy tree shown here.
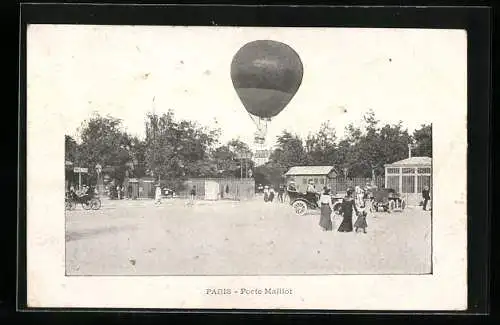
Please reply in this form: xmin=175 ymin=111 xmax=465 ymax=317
xmin=65 ymin=135 xmax=79 ymax=163
xmin=128 ymin=136 xmax=147 ymax=178
xmin=334 ymin=122 xmax=363 ymax=178
xmin=254 ymin=161 xmax=288 ymax=187
xmin=269 ymin=130 xmax=307 ymax=168
xmin=335 ymin=111 xmax=411 ymax=179
xmin=412 ymin=124 xmax=432 ymax=157
xmin=76 ymin=113 xmax=133 ymax=181
xmin=335 ymin=139 xmax=355 ymax=178
xmin=212 ymin=145 xmax=237 ymax=176
xmin=212 ymin=139 xmax=254 ymax=178
xmin=378 ymin=122 xmax=412 ymax=168
xmin=304 ymin=121 xmax=338 ymax=165
xmin=353 ymin=111 xmax=382 ymax=178
xmin=144 ymin=110 xmax=220 ymax=188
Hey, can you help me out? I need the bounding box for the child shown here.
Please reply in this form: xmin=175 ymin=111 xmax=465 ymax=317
xmin=354 ymin=208 xmax=368 ymax=234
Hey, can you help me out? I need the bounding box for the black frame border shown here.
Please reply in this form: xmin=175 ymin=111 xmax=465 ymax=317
xmin=17 ymin=3 xmax=491 ymax=317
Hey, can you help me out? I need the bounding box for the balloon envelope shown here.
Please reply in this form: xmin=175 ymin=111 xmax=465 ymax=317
xmin=231 ymin=40 xmax=303 ymax=119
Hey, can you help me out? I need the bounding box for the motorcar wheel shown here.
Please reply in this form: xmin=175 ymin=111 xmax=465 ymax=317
xmin=292 ymin=200 xmax=307 ymax=216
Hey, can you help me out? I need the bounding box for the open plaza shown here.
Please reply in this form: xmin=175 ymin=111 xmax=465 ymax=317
xmin=65 ymin=196 xmax=432 ymax=276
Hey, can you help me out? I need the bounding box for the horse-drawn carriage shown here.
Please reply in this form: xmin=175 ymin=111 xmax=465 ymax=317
xmin=65 ymin=191 xmax=102 ymax=210
xmin=370 ymin=188 xmax=405 ymax=212
xmin=287 ymin=190 xmax=343 ymax=216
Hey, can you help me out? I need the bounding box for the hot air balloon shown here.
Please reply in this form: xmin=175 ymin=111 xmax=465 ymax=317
xmin=231 ymin=40 xmax=303 ymax=145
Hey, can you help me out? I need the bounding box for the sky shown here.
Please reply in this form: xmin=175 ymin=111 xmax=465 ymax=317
xmin=27 ymin=25 xmax=466 ymax=150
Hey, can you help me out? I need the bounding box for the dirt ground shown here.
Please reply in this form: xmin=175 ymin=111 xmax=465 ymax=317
xmin=65 ymin=197 xmax=432 ymax=275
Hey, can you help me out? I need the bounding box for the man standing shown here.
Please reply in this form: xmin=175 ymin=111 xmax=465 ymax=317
xmin=263 ymin=185 xmax=270 ymax=202
xmin=277 ymin=184 xmax=285 ymax=203
xmin=190 ymin=186 xmax=196 ymax=205
xmin=422 ymin=186 xmax=431 ymax=210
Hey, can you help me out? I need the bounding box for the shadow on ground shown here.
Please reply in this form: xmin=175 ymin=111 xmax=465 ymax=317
xmin=66 ymin=224 xmax=139 ymax=242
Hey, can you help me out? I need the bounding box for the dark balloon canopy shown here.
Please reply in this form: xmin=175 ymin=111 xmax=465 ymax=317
xmin=231 ymin=40 xmax=303 ymax=119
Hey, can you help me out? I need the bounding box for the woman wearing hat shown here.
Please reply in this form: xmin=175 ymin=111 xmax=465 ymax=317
xmin=338 ymin=187 xmax=359 ymax=232
xmin=306 ymin=180 xmax=319 ymax=206
xmin=319 ymin=187 xmax=334 ymax=231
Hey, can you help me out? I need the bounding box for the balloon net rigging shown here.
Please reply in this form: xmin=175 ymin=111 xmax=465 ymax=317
xmin=248 ymin=114 xmax=271 ymax=145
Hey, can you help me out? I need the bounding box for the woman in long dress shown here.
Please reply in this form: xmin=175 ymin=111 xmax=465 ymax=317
xmin=319 ymin=188 xmax=334 ymax=231
xmin=338 ymin=188 xmax=359 ymax=232
xmin=355 ymin=186 xmax=365 ymax=207
xmin=154 ymin=184 xmax=162 ymax=205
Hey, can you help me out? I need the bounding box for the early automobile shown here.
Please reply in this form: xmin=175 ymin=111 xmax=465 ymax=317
xmin=162 ymin=187 xmax=176 ymax=198
xmin=370 ymin=188 xmax=406 ymax=212
xmin=287 ymin=189 xmax=343 ymax=216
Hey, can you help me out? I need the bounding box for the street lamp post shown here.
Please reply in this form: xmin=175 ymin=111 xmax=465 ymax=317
xmin=408 ymin=143 xmax=416 ymax=158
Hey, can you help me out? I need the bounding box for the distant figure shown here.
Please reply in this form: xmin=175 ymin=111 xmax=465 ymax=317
xmin=78 ymin=185 xmax=91 ymax=202
xmin=354 ymin=208 xmax=368 ymax=234
xmin=422 ymin=186 xmax=431 ymax=210
xmin=154 ymin=184 xmax=162 ymax=205
xmin=355 ymin=186 xmax=365 ymax=208
xmin=190 ymin=186 xmax=196 ymax=205
xmin=338 ymin=188 xmax=359 ymax=233
xmin=116 ymin=185 xmax=121 ymax=200
xmin=68 ymin=185 xmax=78 ymax=201
xmin=263 ymin=185 xmax=270 ymax=202
xmin=319 ymin=188 xmax=334 ymax=231
xmin=364 ymin=182 xmax=375 ymax=211
xmin=268 ymin=187 xmax=275 ymax=202
xmin=306 ymin=180 xmax=318 ymax=206
xmin=287 ymin=181 xmax=297 ymax=192
xmin=277 ymin=184 xmax=285 ymax=203
xmin=306 ymin=180 xmax=316 ymax=193
xmin=285 ymin=181 xmax=297 ymax=203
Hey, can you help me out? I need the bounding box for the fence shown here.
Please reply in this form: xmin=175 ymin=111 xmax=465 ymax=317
xmin=180 ymin=177 xmax=256 ymax=201
xmin=327 ymin=176 xmax=385 ymax=194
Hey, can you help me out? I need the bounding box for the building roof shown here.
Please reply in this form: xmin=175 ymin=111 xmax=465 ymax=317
xmin=384 ymin=156 xmax=432 ymax=167
xmin=285 ymin=166 xmax=337 ymax=176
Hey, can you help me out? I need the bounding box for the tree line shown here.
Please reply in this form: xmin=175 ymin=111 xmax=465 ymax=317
xmin=65 ymin=110 xmax=254 ymax=189
xmin=65 ymin=110 xmax=431 ymax=189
